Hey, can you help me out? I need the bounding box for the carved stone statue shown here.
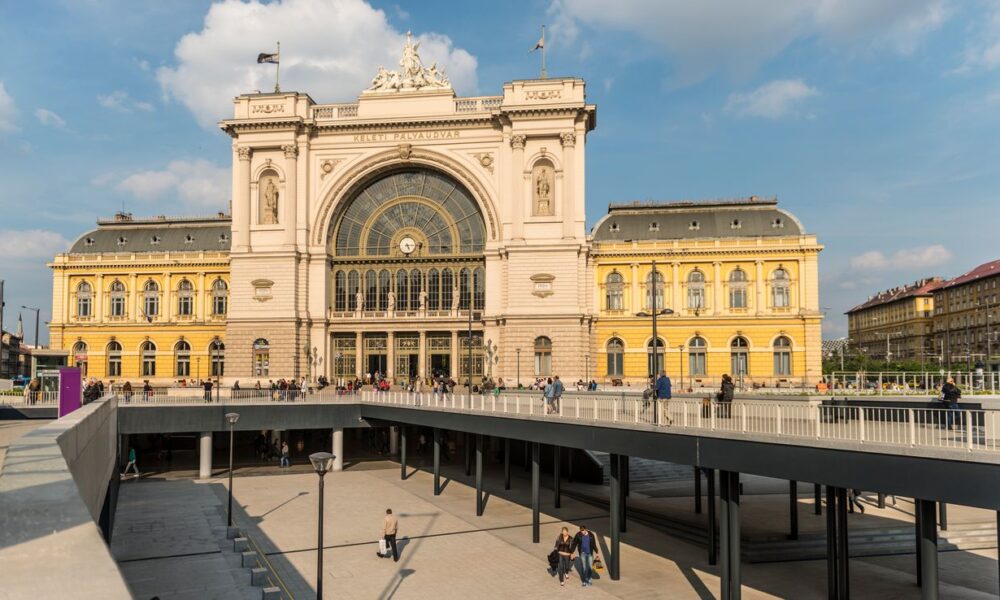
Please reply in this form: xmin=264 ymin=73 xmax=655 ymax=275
xmin=418 ymin=290 xmax=427 ymax=311
xmin=534 ymin=167 xmax=552 ymax=216
xmin=261 ymin=178 xmax=279 ymax=224
xmin=366 ymin=31 xmax=451 ymax=93
xmin=387 ymin=291 xmax=396 ymax=312
xmin=355 ymin=291 xmax=364 ymax=312
xmin=452 ymin=286 xmax=460 ymax=310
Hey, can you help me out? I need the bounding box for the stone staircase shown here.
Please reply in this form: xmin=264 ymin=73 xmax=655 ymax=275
xmin=206 ymin=503 xmax=284 ymax=599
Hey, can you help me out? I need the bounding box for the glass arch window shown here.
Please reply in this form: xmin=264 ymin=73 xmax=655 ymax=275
xmin=688 ymin=336 xmax=707 ymax=376
xmin=253 ymin=338 xmax=270 ymax=377
xmin=730 ymin=336 xmax=749 ymax=377
xmin=332 ymin=170 xmax=486 ymax=257
xmin=175 ymin=340 xmax=191 ymax=377
xmin=140 ymin=341 xmax=157 ymax=377
xmin=441 ymin=269 xmax=453 ymax=309
xmin=347 ymin=270 xmax=360 ymax=311
xmin=645 ymin=270 xmax=665 ymax=310
xmin=107 ymin=341 xmax=122 ymax=377
xmin=773 ymin=336 xmax=792 ymax=375
xmin=143 ymin=280 xmax=159 ymax=319
xmin=378 ymin=270 xmax=390 ymax=310
xmin=212 ymin=279 xmax=228 ymax=315
xmin=606 ymin=338 xmax=624 ymax=377
xmin=729 ymin=268 xmax=748 ymax=309
xmin=76 ymin=282 xmax=92 ymax=318
xmin=334 ymin=271 xmax=347 ymax=311
xmin=427 ymin=269 xmax=440 ymax=310
xmin=365 ymin=270 xmax=377 ymax=310
xmin=459 ymin=267 xmax=471 ymax=310
xmin=110 ymin=281 xmax=126 ymax=318
xmin=772 ymin=268 xmax=791 ymax=308
xmin=396 ymin=269 xmax=409 ymax=311
xmin=473 ymin=267 xmax=485 ymax=311
xmin=606 ymin=272 xmax=624 ymax=311
xmin=177 ymin=279 xmax=194 ymax=316
xmin=410 ymin=269 xmax=423 ymax=309
xmin=647 ymin=337 xmax=666 ymax=376
xmin=534 ymin=336 xmax=552 ymax=376
xmin=687 ymin=270 xmax=705 ymax=309
xmin=72 ymin=341 xmax=88 ymax=376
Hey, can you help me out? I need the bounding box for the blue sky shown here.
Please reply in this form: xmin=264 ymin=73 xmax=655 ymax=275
xmin=2 ymin=0 xmax=999 ymax=343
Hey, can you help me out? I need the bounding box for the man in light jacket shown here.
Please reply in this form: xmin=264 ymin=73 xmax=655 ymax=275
xmin=382 ymin=508 xmax=399 ymax=561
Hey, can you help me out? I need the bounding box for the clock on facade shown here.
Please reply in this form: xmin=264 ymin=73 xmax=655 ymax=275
xmin=399 ymin=236 xmax=417 ymax=255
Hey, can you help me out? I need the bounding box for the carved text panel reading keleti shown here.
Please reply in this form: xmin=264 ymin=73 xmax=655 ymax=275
xmin=352 ymin=130 xmax=462 ymax=143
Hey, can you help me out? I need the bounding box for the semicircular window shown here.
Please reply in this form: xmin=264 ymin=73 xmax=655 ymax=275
xmin=332 ymin=170 xmax=485 ymax=257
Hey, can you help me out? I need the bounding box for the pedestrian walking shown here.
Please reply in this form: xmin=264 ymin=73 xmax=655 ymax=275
xmin=122 ymin=380 xmax=133 ymax=403
xmin=552 ymin=375 xmax=565 ymax=414
xmin=553 ymin=527 xmax=575 ymax=587
xmin=543 ymin=377 xmax=555 ymax=414
xmin=716 ymin=374 xmax=735 ymax=418
xmin=122 ymin=447 xmax=139 ymax=478
xmin=655 ymin=370 xmax=673 ymax=425
xmin=940 ymin=377 xmax=962 ymax=430
xmin=280 ymin=441 xmax=290 ymax=468
xmin=848 ymin=489 xmax=865 ymax=514
xmin=381 ymin=508 xmax=399 ymax=561
xmin=571 ymin=524 xmax=600 ymax=587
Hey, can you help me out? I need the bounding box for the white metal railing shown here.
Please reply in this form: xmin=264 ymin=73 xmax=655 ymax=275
xmin=827 ymin=371 xmax=1000 ymax=395
xmin=0 ymin=391 xmax=60 ymax=406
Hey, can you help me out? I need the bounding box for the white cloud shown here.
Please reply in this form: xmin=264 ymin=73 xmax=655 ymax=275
xmin=551 ymin=0 xmax=947 ymax=83
xmin=97 ymin=90 xmax=155 ymax=113
xmin=849 ymin=244 xmax=953 ymax=271
xmin=0 ymin=81 xmax=18 ymax=132
xmin=116 ymin=159 xmax=230 ymax=211
xmin=34 ymin=108 xmax=66 ymax=128
xmin=157 ymin=0 xmax=478 ymax=129
xmin=724 ymin=79 xmax=818 ymax=119
xmin=0 ymin=230 xmax=70 ymax=259
xmin=957 ymin=2 xmax=1000 ymax=72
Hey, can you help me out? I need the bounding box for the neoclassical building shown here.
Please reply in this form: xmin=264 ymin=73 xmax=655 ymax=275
xmin=49 ymin=37 xmax=823 ymax=387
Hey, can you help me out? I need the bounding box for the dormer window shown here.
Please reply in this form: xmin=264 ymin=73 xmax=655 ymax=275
xmin=84 ymin=237 xmax=95 ymax=247
xmin=116 ymin=236 xmax=127 ymax=247
xmin=609 ymin=222 xmax=621 ymax=233
xmin=772 ymin=217 xmax=784 ymax=228
xmin=649 ymin=221 xmax=660 ymax=232
xmin=689 ymin=220 xmax=700 ymax=231
xmin=218 ymin=233 xmax=229 ymax=243
xmin=150 ymin=235 xmax=161 ymax=245
xmin=184 ymin=234 xmax=195 ymax=244
xmin=730 ymin=219 xmax=742 ymax=229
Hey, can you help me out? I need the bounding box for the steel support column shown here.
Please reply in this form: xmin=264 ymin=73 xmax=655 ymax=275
xmin=503 ymin=438 xmax=511 ymax=490
xmin=707 ymin=468 xmax=717 ymax=565
xmin=609 ymin=453 xmax=622 ymax=581
xmin=433 ymin=428 xmax=441 ymax=496
xmin=789 ymin=480 xmax=799 ymax=540
xmin=695 ymin=466 xmax=702 ymax=514
xmin=531 ymin=442 xmax=540 ymax=543
xmin=719 ymin=470 xmax=741 ymax=600
xmin=836 ymin=487 xmax=850 ymax=599
xmin=919 ymin=499 xmax=939 ymax=600
xmin=464 ymin=433 xmax=471 ymax=476
xmin=400 ymin=426 xmax=407 ymax=480
xmin=916 ymin=499 xmax=923 ymax=587
xmin=878 ymin=492 xmax=886 ymax=509
xmin=553 ymin=446 xmax=561 ymax=509
xmin=938 ymin=503 xmax=948 ymax=531
xmin=475 ymin=434 xmax=484 ymax=516
xmin=826 ymin=486 xmax=839 ymax=599
xmin=621 ymin=455 xmax=629 ymax=533
xmin=815 ymin=483 xmax=823 ymax=515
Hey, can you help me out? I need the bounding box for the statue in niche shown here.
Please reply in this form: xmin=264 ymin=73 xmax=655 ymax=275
xmin=260 ymin=177 xmax=279 ymax=224
xmin=534 ymin=166 xmax=552 ymax=216
xmin=387 ymin=291 xmax=396 ymax=312
xmin=452 ymin=286 xmax=460 ymax=310
xmin=355 ymin=290 xmax=364 ymax=312
xmin=418 ymin=290 xmax=427 ymax=311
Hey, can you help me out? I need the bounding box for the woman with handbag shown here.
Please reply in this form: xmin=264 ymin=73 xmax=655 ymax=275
xmin=553 ymin=527 xmax=575 ymax=586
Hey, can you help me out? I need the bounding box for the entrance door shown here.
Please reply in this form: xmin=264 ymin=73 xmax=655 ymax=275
xmin=367 ymin=354 xmax=387 ymax=379
xmin=430 ymin=354 xmax=450 ymax=378
xmin=396 ymin=355 xmax=417 ymax=379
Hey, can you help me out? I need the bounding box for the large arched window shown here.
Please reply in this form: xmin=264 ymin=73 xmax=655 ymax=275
xmin=410 ymin=269 xmax=422 ymax=310
xmin=334 ymin=271 xmax=347 ymax=311
xmin=427 ymin=268 xmax=440 ymax=310
xmin=473 ymin=267 xmax=485 ymax=311
xmin=109 ymin=281 xmax=126 ymax=318
xmin=253 ymin=338 xmax=270 ymax=377
xmin=378 ymin=269 xmax=390 ymax=311
xmin=210 ymin=340 xmax=225 ymax=377
xmin=441 ymin=268 xmax=453 ymax=309
xmin=174 ymin=340 xmax=191 ymax=377
xmin=140 ymin=341 xmax=157 ymax=377
xmin=106 ymin=341 xmax=122 ymax=377
xmin=606 ymin=272 xmax=624 ymax=311
xmin=347 ymin=270 xmax=360 ymax=311
xmin=645 ymin=270 xmax=665 ymax=310
xmin=177 ymin=279 xmax=194 ymax=317
xmin=730 ymin=336 xmax=749 ymax=377
xmin=212 ymin=279 xmax=228 ymax=316
xmin=396 ymin=269 xmax=409 ymax=311
xmin=72 ymin=341 xmax=88 ymax=376
xmin=688 ymin=336 xmax=707 ymax=376
xmin=365 ymin=270 xmax=377 ymax=310
xmin=606 ymin=338 xmax=624 ymax=377
xmin=773 ymin=336 xmax=792 ymax=375
xmin=76 ymin=282 xmax=92 ymax=318
xmin=647 ymin=337 xmax=666 ymax=376
xmin=459 ymin=267 xmax=471 ymax=310
xmin=534 ymin=336 xmax=552 ymax=376
xmin=772 ymin=268 xmax=791 ymax=308
xmin=143 ymin=280 xmax=159 ymax=319
xmin=687 ymin=270 xmax=705 ymax=309
xmin=729 ymin=268 xmax=748 ymax=309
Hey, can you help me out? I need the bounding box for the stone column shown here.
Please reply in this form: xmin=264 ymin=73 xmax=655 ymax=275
xmin=355 ymin=331 xmax=363 ymax=379
xmin=199 ymin=432 xmax=213 ymax=479
xmin=95 ymin=274 xmax=104 ymax=322
xmin=331 ymin=428 xmax=344 ymax=472
xmin=451 ymin=330 xmax=459 ymax=380
xmin=797 ymin=258 xmax=806 ymax=310
xmin=387 ymin=331 xmax=395 ymax=380
xmin=282 ymin=144 xmax=298 ymax=248
xmin=755 ymin=260 xmax=765 ymax=316
xmin=560 ymin=132 xmax=576 ymax=239
xmin=162 ymin=273 xmax=172 ymax=323
xmin=672 ymin=262 xmax=681 ymax=312
xmin=511 ymin=135 xmax=526 ymax=240
xmin=418 ymin=331 xmax=427 ymax=379
xmin=197 ymin=272 xmax=206 ymax=321
xmin=234 ymin=146 xmax=252 ymax=251
xmin=630 ymin=263 xmax=640 ymax=313
xmin=712 ymin=262 xmax=722 ymax=316
xmin=389 ymin=426 xmax=399 ymax=455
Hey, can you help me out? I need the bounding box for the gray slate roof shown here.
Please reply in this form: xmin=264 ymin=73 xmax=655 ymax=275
xmin=591 ymin=198 xmax=804 ymax=242
xmin=68 ymin=215 xmax=232 ymax=254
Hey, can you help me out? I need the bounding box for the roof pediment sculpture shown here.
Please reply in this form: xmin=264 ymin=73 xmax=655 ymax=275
xmin=367 ymin=31 xmax=451 ymax=93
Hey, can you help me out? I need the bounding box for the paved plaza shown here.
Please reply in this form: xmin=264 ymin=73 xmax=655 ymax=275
xmin=112 ymin=455 xmax=999 ymax=599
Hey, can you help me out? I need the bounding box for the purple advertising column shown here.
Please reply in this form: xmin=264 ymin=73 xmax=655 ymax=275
xmin=58 ymin=367 xmax=82 ymax=418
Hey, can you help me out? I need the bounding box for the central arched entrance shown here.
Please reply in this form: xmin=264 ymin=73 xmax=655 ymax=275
xmin=327 ymin=168 xmax=487 ymax=385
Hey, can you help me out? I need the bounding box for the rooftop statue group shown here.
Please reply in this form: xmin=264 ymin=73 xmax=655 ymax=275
xmin=369 ymin=31 xmax=451 ymax=92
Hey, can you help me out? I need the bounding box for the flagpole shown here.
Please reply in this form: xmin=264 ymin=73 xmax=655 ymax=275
xmin=274 ymin=41 xmax=281 ymax=93
xmin=540 ymin=25 xmax=547 ymax=79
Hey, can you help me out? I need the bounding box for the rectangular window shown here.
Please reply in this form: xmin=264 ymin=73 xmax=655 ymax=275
xmin=142 ymin=356 xmax=156 ymax=377
xmin=178 ymin=296 xmax=192 ymax=316
xmin=176 ymin=355 xmax=190 ymax=377
xmin=606 ymin=352 xmax=623 ymax=377
xmin=254 ymin=351 xmax=269 ymax=377
xmin=773 ymin=351 xmax=791 ymax=376
xmin=729 ymin=288 xmax=746 ymax=309
xmin=689 ymin=352 xmax=706 ymax=376
xmin=108 ymin=356 xmax=122 ymax=377
xmin=535 ymin=352 xmax=551 ymax=376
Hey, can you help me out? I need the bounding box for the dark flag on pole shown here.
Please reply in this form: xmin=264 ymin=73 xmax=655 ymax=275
xmin=257 ymin=52 xmax=279 ymax=64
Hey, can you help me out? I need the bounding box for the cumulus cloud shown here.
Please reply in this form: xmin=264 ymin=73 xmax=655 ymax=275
xmin=98 ymin=90 xmax=155 ymax=113
xmin=550 ymin=0 xmax=947 ymax=83
xmin=34 ymin=108 xmax=66 ymax=128
xmin=0 ymin=230 xmax=70 ymax=258
xmin=0 ymin=81 xmax=18 ymax=132
xmin=116 ymin=159 xmax=230 ymax=211
xmin=849 ymin=244 xmax=953 ymax=271
xmin=725 ymin=79 xmax=818 ymax=119
xmin=157 ymin=0 xmax=478 ymax=128
xmin=956 ymin=3 xmax=1000 ymax=72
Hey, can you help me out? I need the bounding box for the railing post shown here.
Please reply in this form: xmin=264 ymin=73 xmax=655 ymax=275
xmin=776 ymin=405 xmax=783 ymax=436
xmin=683 ymin=401 xmax=688 ymax=428
xmin=559 ymin=396 xmax=564 ymax=418
xmin=634 ymin=399 xmax=639 ymax=424
xmin=814 ymin=404 xmax=822 ymax=439
xmin=492 ymin=395 xmax=496 ymax=412
xmin=740 ymin=404 xmax=747 ymax=433
xmin=966 ymin=412 xmax=974 ymax=451
xmin=503 ymin=396 xmax=507 ymax=413
xmin=613 ymin=397 xmax=619 ymax=422
xmin=697 ymin=400 xmax=703 ymax=428
xmin=593 ymin=397 xmax=597 ymax=421
xmin=909 ymin=409 xmax=917 ymax=446
xmin=575 ymin=397 xmax=580 ymax=419
xmin=858 ymin=406 xmax=866 ymax=443
xmin=529 ymin=396 xmax=533 ymax=415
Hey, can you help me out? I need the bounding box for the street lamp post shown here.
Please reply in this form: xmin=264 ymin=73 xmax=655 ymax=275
xmin=212 ymin=338 xmax=221 ymax=403
xmin=678 ymin=345 xmax=685 ymax=392
xmin=309 ymin=451 xmax=335 ymax=600
xmin=636 ymin=260 xmax=675 ymax=425
xmin=20 ymin=306 xmax=40 ymax=349
xmin=225 ymin=412 xmax=240 ymax=527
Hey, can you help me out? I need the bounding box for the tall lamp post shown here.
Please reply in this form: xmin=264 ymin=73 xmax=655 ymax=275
xmin=225 ymin=412 xmax=240 ymax=527
xmin=636 ymin=260 xmax=674 ymax=424
xmin=309 ymin=451 xmax=335 ymax=600
xmin=20 ymin=305 xmax=40 ymax=349
xmin=677 ymin=344 xmax=685 ymax=392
